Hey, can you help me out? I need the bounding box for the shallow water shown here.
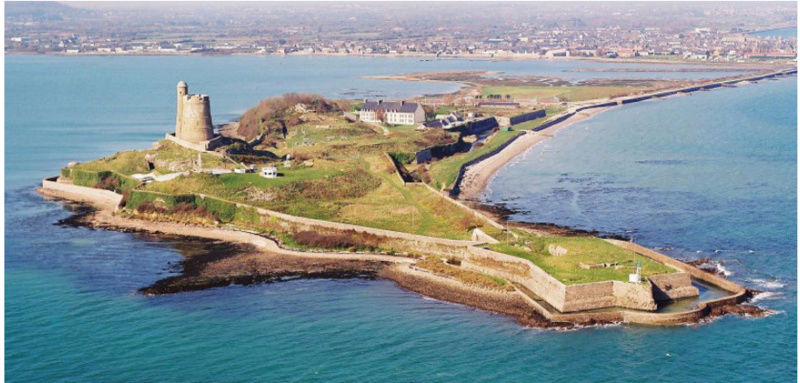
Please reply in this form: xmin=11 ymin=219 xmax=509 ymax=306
xmin=5 ymin=56 xmax=796 ymax=381
xmin=487 ymin=76 xmax=797 ymax=378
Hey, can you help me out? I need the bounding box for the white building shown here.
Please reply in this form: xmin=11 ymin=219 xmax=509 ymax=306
xmin=359 ymin=100 xmax=425 ymax=125
xmin=261 ymin=167 xmax=278 ymax=178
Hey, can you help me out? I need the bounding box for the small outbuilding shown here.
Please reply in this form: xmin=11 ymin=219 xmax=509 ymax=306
xmin=260 ymin=166 xmax=278 ymax=178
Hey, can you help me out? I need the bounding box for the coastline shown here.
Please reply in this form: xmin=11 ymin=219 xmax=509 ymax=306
xmin=6 ymin=50 xmax=793 ymax=67
xmin=38 ymin=175 xmax=768 ymax=329
xmin=29 ymin=67 xmax=793 ymax=330
xmin=452 ymin=68 xmax=797 ymax=202
xmin=458 ymin=106 xmax=614 ymax=201
xmin=40 ymin=189 xmax=562 ymax=327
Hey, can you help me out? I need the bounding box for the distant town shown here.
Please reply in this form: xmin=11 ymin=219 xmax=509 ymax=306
xmin=5 ymin=2 xmax=796 ymax=63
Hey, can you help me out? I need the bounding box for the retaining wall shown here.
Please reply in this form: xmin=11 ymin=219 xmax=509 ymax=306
xmin=648 ymin=272 xmax=700 ymax=301
xmin=449 ymin=131 xmax=526 ymax=197
xmin=574 ymin=101 xmax=618 ymax=112
xmin=531 ymin=112 xmax=575 ymax=132
xmin=41 ymin=177 xmax=124 ymax=210
xmin=415 ymin=140 xmax=471 ymax=164
xmin=165 ymin=133 xmax=224 ymax=153
xmin=510 ymin=109 xmax=547 ymax=125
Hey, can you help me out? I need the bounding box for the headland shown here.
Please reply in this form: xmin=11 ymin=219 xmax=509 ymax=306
xmin=38 ymin=68 xmax=794 ymax=328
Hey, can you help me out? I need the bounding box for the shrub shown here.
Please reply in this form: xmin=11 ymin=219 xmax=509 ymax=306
xmin=94 ymin=175 xmax=120 ymax=191
xmin=196 ymin=196 xmax=237 ymax=223
xmin=72 ymin=169 xmax=110 ymax=187
xmin=125 ymin=190 xmax=196 ymax=210
xmin=234 ymin=206 xmax=261 ymax=224
xmin=389 ymin=152 xmax=415 ymax=165
xmin=237 ymin=93 xmax=339 ymax=141
xmin=61 ymin=168 xmax=71 ymax=179
xmin=292 ymin=229 xmax=385 ymax=250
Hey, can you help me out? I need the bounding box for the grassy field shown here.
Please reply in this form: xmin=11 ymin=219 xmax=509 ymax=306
xmin=482 ymin=86 xmax=646 ymax=102
xmin=427 ymin=129 xmax=523 ymax=190
xmin=71 ymin=140 xmax=232 ymax=176
xmin=142 ymin=153 xmax=502 ymax=240
xmin=486 ymin=231 xmax=676 ymax=284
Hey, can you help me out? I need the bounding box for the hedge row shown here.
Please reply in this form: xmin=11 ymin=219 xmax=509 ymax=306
xmin=125 ymin=190 xmax=196 ymax=210
xmin=71 ymin=169 xmax=111 ymax=187
xmin=125 ymin=190 xmax=240 ymax=223
xmin=69 ymin=169 xmax=139 ymax=192
xmin=196 ymin=196 xmax=237 ymax=223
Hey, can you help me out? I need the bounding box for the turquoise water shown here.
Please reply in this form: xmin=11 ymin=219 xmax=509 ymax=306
xmin=5 ymin=55 xmax=796 ymax=381
xmin=487 ymin=77 xmax=797 ymax=379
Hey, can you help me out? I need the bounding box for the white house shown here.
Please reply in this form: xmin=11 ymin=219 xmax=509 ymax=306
xmin=260 ymin=167 xmax=278 ymax=178
xmin=359 ymin=100 xmax=425 ymax=125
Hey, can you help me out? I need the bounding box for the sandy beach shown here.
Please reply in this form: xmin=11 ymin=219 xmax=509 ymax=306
xmin=458 ymin=106 xmax=614 ymax=200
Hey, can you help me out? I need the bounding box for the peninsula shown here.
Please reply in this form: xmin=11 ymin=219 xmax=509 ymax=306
xmin=39 ymin=67 xmax=794 ymax=328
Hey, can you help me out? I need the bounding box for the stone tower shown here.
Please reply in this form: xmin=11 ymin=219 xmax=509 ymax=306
xmin=175 ymin=81 xmax=214 ymax=143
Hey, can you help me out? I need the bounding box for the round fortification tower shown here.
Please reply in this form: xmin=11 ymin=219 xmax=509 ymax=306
xmin=175 ymin=81 xmax=215 ymax=143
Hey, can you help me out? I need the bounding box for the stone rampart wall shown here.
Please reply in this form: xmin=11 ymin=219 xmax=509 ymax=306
xmin=509 ymin=109 xmax=546 ymax=126
xmin=465 ymin=247 xmax=568 ymax=310
xmin=165 ymin=133 xmax=223 ymax=153
xmin=648 ymin=272 xmax=699 ymax=301
xmin=562 ymin=281 xmax=616 ymax=311
xmin=605 ymin=239 xmax=745 ymax=293
xmin=466 ymin=246 xmax=663 ymax=312
xmin=449 ymin=131 xmax=526 ymax=196
xmin=41 ymin=178 xmax=123 ymax=210
xmin=611 ymin=281 xmax=658 ymax=311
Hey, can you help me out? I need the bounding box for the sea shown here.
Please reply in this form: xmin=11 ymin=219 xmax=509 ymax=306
xmin=749 ymin=27 xmax=798 ymax=39
xmin=5 ymin=55 xmax=796 ymax=382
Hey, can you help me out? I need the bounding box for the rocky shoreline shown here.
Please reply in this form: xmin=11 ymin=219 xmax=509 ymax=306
xmin=42 ymin=189 xmax=770 ymax=329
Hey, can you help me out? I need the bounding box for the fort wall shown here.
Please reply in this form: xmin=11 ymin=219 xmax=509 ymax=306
xmin=648 ymin=272 xmax=700 ymax=301
xmin=40 ymin=177 xmax=123 ymax=211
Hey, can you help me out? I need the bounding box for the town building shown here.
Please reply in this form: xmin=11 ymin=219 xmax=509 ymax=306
xmin=359 ymin=100 xmax=425 ymax=125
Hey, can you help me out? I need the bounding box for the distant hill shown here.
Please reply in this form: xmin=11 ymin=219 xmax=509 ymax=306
xmin=5 ymin=2 xmax=88 ymax=22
